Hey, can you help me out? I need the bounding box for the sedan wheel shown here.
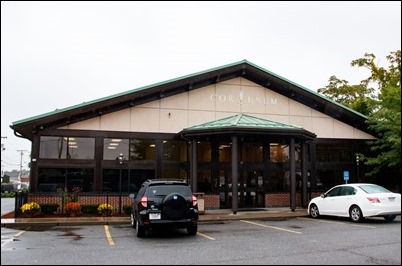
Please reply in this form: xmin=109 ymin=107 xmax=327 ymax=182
xmin=383 ymin=214 xmax=396 ymax=222
xmin=309 ymin=204 xmax=319 ymax=218
xmin=349 ymin=205 xmax=363 ymax=222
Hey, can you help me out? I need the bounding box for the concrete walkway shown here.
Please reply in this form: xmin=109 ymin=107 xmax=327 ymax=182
xmin=1 ymin=208 xmax=308 ymax=228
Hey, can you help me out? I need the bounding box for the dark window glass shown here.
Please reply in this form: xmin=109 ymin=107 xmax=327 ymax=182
xmin=218 ymin=142 xmax=231 ymax=162
xmin=103 ymin=138 xmax=129 ymax=160
xmin=326 ymin=187 xmax=342 ymax=197
xmin=37 ymin=167 xmax=94 ymax=192
xmin=163 ymin=140 xmax=187 ymax=161
xmin=198 ymin=142 xmax=211 ymax=162
xmin=40 ymin=136 xmax=94 ymax=159
xmin=102 ymin=169 xmax=139 ymax=193
xmin=129 ymin=139 xmax=155 ymax=160
xmin=243 ymin=142 xmax=263 ymax=162
xmin=145 ymin=185 xmax=191 ymax=197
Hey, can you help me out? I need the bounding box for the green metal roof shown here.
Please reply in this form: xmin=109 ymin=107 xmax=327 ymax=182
xmin=10 ymin=59 xmax=372 ymax=140
xmin=186 ymin=113 xmax=301 ymax=131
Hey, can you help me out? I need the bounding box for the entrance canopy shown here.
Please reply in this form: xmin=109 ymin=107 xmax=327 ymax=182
xmin=178 ymin=113 xmax=316 ymax=141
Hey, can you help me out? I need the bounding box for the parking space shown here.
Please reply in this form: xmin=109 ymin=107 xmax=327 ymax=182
xmin=1 ymin=217 xmax=400 ymax=265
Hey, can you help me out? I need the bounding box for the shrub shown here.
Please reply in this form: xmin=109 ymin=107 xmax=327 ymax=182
xmin=20 ymin=202 xmax=41 ymax=216
xmin=1 ymin=191 xmax=16 ymax=198
xmin=65 ymin=202 xmax=81 ymax=214
xmin=81 ymin=204 xmax=99 ymax=214
xmin=123 ymin=205 xmax=131 ymax=215
xmin=40 ymin=203 xmax=59 ymax=214
xmin=97 ymin=203 xmax=113 ymax=216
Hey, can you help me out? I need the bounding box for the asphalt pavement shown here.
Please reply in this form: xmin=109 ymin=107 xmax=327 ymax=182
xmin=1 ymin=198 xmax=308 ymax=228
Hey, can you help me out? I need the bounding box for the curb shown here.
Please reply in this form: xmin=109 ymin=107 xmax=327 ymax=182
xmin=1 ymin=209 xmax=308 ymax=228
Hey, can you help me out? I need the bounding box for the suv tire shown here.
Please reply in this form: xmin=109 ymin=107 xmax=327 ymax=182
xmin=187 ymin=224 xmax=197 ymax=236
xmin=162 ymin=193 xmax=187 ymax=220
xmin=136 ymin=219 xmax=146 ymax=237
xmin=130 ymin=213 xmax=136 ymax=228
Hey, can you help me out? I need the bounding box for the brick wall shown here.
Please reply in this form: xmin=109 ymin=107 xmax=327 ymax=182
xmin=28 ymin=192 xmax=320 ymax=211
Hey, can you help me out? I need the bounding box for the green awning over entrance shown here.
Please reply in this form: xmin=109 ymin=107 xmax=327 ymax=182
xmin=186 ymin=113 xmax=302 ymax=130
xmin=179 ymin=113 xmax=316 ymax=141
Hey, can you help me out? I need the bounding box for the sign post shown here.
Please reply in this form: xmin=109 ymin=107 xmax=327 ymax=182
xmin=343 ymin=171 xmax=349 ymax=184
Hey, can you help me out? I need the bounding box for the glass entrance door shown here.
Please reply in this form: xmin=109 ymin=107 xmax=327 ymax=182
xmin=219 ymin=167 xmax=264 ymax=209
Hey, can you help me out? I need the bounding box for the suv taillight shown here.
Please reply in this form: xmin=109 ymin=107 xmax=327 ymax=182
xmin=140 ymin=196 xmax=148 ymax=208
xmin=192 ymin=195 xmax=197 ymax=207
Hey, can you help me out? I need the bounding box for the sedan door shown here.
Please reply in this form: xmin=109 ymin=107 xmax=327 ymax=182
xmin=317 ymin=187 xmax=343 ymax=216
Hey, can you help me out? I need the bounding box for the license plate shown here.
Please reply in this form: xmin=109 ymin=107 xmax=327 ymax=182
xmin=149 ymin=213 xmax=161 ymax=220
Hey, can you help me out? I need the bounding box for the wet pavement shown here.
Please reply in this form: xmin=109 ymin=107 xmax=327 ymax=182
xmin=1 ymin=208 xmax=308 ymax=228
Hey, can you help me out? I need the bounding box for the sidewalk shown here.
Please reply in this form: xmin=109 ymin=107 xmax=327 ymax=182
xmin=1 ymin=208 xmax=308 ymax=228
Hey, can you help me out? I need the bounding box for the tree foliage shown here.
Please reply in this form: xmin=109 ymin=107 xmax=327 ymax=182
xmin=319 ymin=50 xmax=401 ymax=177
xmin=317 ymin=75 xmax=377 ymax=116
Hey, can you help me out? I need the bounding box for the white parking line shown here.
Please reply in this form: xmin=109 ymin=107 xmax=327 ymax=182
xmin=1 ymin=229 xmax=26 ymax=248
xmin=240 ymin=220 xmax=302 ymax=234
xmin=196 ymin=231 xmax=215 ymax=240
xmin=297 ymin=217 xmax=376 ymax=228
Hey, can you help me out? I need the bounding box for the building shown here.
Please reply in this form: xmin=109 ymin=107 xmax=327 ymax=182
xmin=10 ymin=60 xmax=377 ymax=212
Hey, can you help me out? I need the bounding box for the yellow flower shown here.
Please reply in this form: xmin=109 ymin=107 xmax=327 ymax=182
xmin=20 ymin=202 xmax=41 ymax=215
xmin=97 ymin=203 xmax=113 ymax=215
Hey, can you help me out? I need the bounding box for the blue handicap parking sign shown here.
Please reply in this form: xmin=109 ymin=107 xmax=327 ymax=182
xmin=343 ymin=171 xmax=349 ymax=181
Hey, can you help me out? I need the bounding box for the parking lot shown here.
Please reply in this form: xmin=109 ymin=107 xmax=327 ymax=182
xmin=2 ymin=216 xmax=400 ymax=265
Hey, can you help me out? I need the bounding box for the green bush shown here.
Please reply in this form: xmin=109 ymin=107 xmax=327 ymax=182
xmin=81 ymin=204 xmax=99 ymax=214
xmin=40 ymin=203 xmax=59 ymax=214
xmin=1 ymin=191 xmax=16 ymax=198
xmin=123 ymin=205 xmax=131 ymax=215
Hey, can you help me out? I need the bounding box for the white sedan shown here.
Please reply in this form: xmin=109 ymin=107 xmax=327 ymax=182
xmin=308 ymin=183 xmax=401 ymax=222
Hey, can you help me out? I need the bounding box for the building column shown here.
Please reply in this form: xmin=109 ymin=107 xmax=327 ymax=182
xmin=231 ymin=136 xmax=238 ymax=214
xmin=290 ymin=138 xmax=296 ymax=211
xmin=301 ymin=141 xmax=308 ymax=208
xmin=191 ymin=139 xmax=198 ymax=192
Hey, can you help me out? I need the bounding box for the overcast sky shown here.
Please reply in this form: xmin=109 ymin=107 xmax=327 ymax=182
xmin=1 ymin=1 xmax=401 ymax=172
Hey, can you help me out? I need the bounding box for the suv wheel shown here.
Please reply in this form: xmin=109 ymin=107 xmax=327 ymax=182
xmin=162 ymin=193 xmax=187 ymax=220
xmin=136 ymin=219 xmax=146 ymax=238
xmin=187 ymin=224 xmax=197 ymax=236
xmin=130 ymin=213 xmax=136 ymax=228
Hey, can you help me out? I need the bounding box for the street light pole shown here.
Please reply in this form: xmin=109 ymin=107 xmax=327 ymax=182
xmin=118 ymin=153 xmax=123 ymax=215
xmin=356 ymin=155 xmax=360 ymax=183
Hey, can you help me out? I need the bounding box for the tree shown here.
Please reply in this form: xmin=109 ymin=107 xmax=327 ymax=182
xmin=319 ymin=50 xmax=401 ymax=178
xmin=317 ymin=75 xmax=377 ymax=116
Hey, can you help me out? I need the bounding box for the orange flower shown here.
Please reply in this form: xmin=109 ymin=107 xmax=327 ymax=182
xmin=65 ymin=202 xmax=81 ymax=214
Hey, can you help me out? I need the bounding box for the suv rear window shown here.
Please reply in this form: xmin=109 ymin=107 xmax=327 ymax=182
xmin=145 ymin=185 xmax=191 ymax=197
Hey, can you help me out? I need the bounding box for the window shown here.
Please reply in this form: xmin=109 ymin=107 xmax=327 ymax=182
xmin=163 ymin=140 xmax=187 ymax=161
xmin=37 ymin=167 xmax=94 ymax=192
xmin=339 ymin=186 xmax=355 ymax=196
xmin=40 ymin=136 xmax=94 ymax=159
xmin=103 ymin=138 xmax=129 ymax=160
xmin=129 ymin=139 xmax=156 ymax=160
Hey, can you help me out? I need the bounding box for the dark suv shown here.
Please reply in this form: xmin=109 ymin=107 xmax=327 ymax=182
xmin=130 ymin=179 xmax=199 ymax=237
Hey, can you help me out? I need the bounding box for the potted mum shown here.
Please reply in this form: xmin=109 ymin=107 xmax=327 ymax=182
xmin=65 ymin=202 xmax=81 ymax=216
xmin=20 ymin=202 xmax=41 ymax=217
xmin=97 ymin=203 xmax=113 ymax=216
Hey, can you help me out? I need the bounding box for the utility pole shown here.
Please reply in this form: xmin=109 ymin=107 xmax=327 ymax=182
xmin=17 ymin=149 xmax=28 ymax=181
xmin=1 ymin=137 xmax=7 ymax=179
xmin=1 ymin=136 xmax=6 ymax=152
